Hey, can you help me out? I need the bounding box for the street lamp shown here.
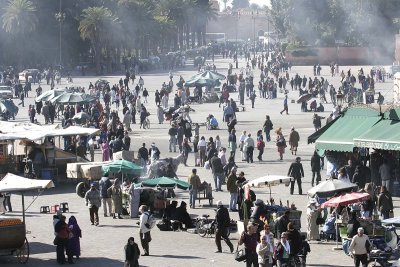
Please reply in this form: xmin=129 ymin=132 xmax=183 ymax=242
xmin=251 ymin=11 xmax=258 ymax=58
xmin=234 ymin=11 xmax=240 ymax=69
xmin=55 ymin=0 xmax=65 ymax=67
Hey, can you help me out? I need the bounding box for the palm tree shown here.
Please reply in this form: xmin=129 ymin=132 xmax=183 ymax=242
xmin=222 ymin=0 xmax=228 ymax=11
xmin=2 ymin=0 xmax=38 ymax=34
xmin=2 ymin=0 xmax=38 ymax=65
xmin=78 ymin=6 xmax=119 ymax=75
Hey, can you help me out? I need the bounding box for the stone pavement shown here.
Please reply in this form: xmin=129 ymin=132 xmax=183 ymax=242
xmin=0 ymin=56 xmax=397 ymax=267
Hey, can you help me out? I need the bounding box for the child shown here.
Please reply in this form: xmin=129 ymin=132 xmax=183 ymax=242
xmin=67 ymin=216 xmax=82 ymax=259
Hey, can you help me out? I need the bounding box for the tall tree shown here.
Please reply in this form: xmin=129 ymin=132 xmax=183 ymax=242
xmin=78 ymin=6 xmax=119 ymax=75
xmin=2 ymin=0 xmax=38 ymax=65
xmin=231 ymin=0 xmax=249 ymax=10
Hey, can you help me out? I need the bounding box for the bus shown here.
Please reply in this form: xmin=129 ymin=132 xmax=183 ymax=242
xmin=205 ymin=33 xmax=226 ymax=44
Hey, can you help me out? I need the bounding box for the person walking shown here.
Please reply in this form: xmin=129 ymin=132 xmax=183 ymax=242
xmin=288 ymin=127 xmax=300 ymax=155
xmin=378 ymin=186 xmax=393 ymax=219
xmin=239 ymin=223 xmax=259 ymax=267
xmin=256 ymin=136 xmax=265 ymax=161
xmin=139 ymin=205 xmax=152 ymax=256
xmin=107 ymin=179 xmax=123 ymax=219
xmin=138 ymin=143 xmax=149 ymax=175
xmin=182 ymin=138 xmax=192 ymax=166
xmin=244 ymin=133 xmax=255 ymax=163
xmin=275 ymin=128 xmax=286 ymax=160
xmin=125 ymin=237 xmax=140 ymax=267
xmin=188 ymin=168 xmax=201 ymax=209
xmin=210 ymin=152 xmax=224 ymax=192
xmin=280 ymin=94 xmax=288 ymax=115
xmin=257 ymin=224 xmax=274 ymax=267
xmin=214 ymin=200 xmax=234 ymax=253
xmin=99 ymin=175 xmax=112 ymax=217
xmin=84 ymin=182 xmax=101 ymax=226
xmin=198 ymin=136 xmax=207 ymax=167
xmin=379 ymin=159 xmax=392 ymax=192
xmin=262 ymin=115 xmax=273 ymax=142
xmin=349 ymin=228 xmax=370 ymax=267
xmin=310 ymin=151 xmax=322 ymax=187
xmin=227 ymin=167 xmax=238 ymax=211
xmin=288 ymin=157 xmax=304 ymax=195
xmin=228 ymin=129 xmax=237 ymax=160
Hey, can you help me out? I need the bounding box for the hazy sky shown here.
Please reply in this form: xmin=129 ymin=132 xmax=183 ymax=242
xmin=218 ymin=0 xmax=270 ymax=9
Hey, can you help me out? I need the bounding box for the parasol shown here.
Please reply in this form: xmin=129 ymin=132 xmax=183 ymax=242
xmin=320 ymin=192 xmax=370 ymax=249
xmin=307 ymin=179 xmax=357 ymax=198
xmin=320 ymin=192 xmax=370 ymax=208
xmin=296 ymin=93 xmax=313 ymax=104
xmin=185 ymin=70 xmax=226 ymax=87
xmin=51 ymin=92 xmax=97 ymax=104
xmin=249 ymin=175 xmax=293 ymax=198
xmin=140 ymin=176 xmax=189 ymax=190
xmin=35 ymin=88 xmax=67 ymax=102
xmin=0 ymin=99 xmax=18 ymax=115
xmin=382 ymin=217 xmax=400 ymax=226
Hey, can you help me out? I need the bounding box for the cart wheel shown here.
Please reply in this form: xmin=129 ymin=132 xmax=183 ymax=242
xmin=16 ymin=237 xmax=29 ymax=264
xmin=196 ymin=221 xmax=207 ymax=237
xmin=209 ymin=198 xmax=213 ymax=206
xmin=76 ymin=182 xmax=89 ymax=198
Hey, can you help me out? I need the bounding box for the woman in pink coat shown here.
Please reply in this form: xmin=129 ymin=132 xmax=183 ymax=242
xmin=101 ymin=141 xmax=110 ymax=161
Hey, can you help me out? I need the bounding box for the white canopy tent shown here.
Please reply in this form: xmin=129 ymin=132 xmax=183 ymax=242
xmin=0 ymin=173 xmax=54 ymax=222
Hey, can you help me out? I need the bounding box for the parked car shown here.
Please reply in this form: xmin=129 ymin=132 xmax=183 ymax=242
xmin=18 ymin=69 xmax=40 ymax=83
xmin=0 ymin=85 xmax=13 ymax=99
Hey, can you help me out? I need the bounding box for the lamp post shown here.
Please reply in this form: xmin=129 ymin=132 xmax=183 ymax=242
xmin=252 ymin=11 xmax=257 ymax=58
xmin=55 ymin=0 xmax=65 ymax=67
xmin=235 ymin=11 xmax=240 ymax=69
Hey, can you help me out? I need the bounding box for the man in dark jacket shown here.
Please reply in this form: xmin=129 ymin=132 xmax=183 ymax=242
xmin=210 ymin=152 xmax=224 ymax=192
xmin=287 ymin=222 xmax=302 ymax=256
xmin=214 ymin=200 xmax=234 ymax=253
xmin=274 ymin=210 xmax=290 ymax=239
xmin=310 ymin=151 xmax=322 ymax=187
xmin=288 ymin=157 xmax=304 ymax=195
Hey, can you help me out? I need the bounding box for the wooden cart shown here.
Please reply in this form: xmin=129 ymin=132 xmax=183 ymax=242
xmin=0 ymin=220 xmax=29 ymax=263
xmin=0 ymin=173 xmax=55 ymax=264
xmin=197 ymin=183 xmax=214 ymax=206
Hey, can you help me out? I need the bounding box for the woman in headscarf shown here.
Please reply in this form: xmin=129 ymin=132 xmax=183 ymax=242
xmin=107 ymin=179 xmax=123 ymax=219
xmin=275 ymin=127 xmax=286 ymax=160
xmin=101 ymin=140 xmax=110 ymax=162
xmin=67 ymin=216 xmax=82 ymax=259
xmin=124 ymin=237 xmax=140 ymax=267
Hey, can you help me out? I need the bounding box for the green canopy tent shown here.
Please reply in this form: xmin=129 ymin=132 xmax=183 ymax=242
xmin=102 ymin=160 xmax=142 ymax=175
xmin=184 ymin=70 xmax=226 ymax=87
xmin=51 ymin=92 xmax=97 ymax=104
xmin=140 ymin=176 xmax=190 ymax=190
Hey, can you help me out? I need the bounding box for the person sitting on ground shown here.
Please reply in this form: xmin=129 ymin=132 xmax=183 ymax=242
xmin=172 ymin=201 xmax=194 ymax=229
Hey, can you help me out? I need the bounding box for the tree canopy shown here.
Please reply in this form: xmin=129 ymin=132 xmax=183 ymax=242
xmin=270 ymin=0 xmax=400 ymax=50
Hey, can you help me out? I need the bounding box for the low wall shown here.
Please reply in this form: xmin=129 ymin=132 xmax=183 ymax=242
xmin=285 ymin=47 xmax=392 ymax=66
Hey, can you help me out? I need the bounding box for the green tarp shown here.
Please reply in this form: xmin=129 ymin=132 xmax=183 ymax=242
xmin=354 ymin=119 xmax=400 ymax=151
xmin=315 ymin=108 xmax=381 ymax=152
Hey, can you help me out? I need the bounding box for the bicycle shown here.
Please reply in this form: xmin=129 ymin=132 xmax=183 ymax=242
xmin=196 ymin=214 xmax=231 ymax=238
xmin=143 ymin=117 xmax=150 ymax=129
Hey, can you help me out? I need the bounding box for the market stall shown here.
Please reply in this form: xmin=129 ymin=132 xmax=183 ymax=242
xmin=0 ymin=173 xmax=54 ymax=263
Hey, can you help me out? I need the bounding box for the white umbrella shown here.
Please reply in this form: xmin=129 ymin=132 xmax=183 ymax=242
xmin=248 ymin=175 xmax=293 ymax=198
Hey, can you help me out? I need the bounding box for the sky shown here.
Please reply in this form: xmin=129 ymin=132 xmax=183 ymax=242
xmin=218 ymin=0 xmax=271 ymax=10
